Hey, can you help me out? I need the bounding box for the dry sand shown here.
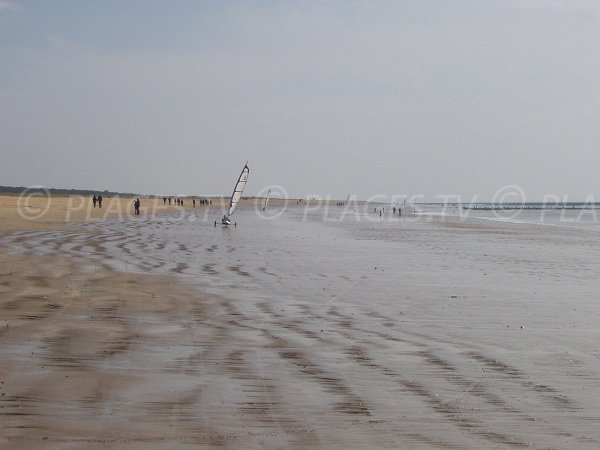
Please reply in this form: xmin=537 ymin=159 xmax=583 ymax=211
xmin=0 ymin=194 xmax=218 ymax=232
xmin=0 ymin=194 xmax=322 ymax=233
xmin=1 ymin=200 xmax=600 ymax=449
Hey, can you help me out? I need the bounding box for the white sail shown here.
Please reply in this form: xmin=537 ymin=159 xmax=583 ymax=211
xmin=228 ymin=163 xmax=249 ymax=217
xmin=263 ymin=188 xmax=271 ymax=210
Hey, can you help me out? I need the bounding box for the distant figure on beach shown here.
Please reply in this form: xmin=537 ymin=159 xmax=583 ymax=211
xmin=393 ymin=207 xmax=396 ymax=214
xmin=380 ymin=210 xmax=382 ymax=218
xmin=134 ymin=198 xmax=141 ymax=215
xmin=181 ymin=199 xmax=184 ymax=207
xmin=168 ymin=197 xmax=172 ymax=205
xmin=92 ymin=195 xmax=97 ymax=208
xmin=97 ymin=195 xmax=103 ymax=208
xmin=193 ymin=199 xmax=196 ymax=208
xmin=163 ymin=197 xmax=166 ymax=205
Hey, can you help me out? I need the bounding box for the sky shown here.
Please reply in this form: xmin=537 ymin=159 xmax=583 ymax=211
xmin=1 ymin=0 xmax=600 ymax=201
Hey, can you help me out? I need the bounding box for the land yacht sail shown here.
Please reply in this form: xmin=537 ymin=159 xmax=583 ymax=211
xmin=262 ymin=188 xmax=271 ymax=211
xmin=222 ymin=162 xmax=249 ymax=226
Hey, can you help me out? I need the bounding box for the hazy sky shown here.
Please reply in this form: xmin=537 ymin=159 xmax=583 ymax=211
xmin=1 ymin=1 xmax=600 ymax=201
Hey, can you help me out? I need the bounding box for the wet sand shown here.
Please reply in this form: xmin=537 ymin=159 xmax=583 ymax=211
xmin=1 ymin=206 xmax=600 ymax=448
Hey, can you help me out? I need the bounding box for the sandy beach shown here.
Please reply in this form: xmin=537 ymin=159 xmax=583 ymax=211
xmin=0 ymin=194 xmax=326 ymax=233
xmin=1 ymin=199 xmax=600 ymax=449
xmin=0 ymin=194 xmax=230 ymax=233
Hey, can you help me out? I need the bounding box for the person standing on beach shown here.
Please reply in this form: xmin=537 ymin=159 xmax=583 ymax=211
xmin=98 ymin=195 xmax=103 ymax=208
xmin=92 ymin=195 xmax=97 ymax=208
xmin=163 ymin=197 xmax=166 ymax=205
xmin=193 ymin=199 xmax=196 ymax=208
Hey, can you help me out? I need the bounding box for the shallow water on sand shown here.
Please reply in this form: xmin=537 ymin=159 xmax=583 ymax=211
xmin=2 ymin=206 xmax=600 ymax=448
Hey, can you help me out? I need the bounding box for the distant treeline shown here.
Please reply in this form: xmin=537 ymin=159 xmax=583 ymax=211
xmin=0 ymin=186 xmax=136 ymax=197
